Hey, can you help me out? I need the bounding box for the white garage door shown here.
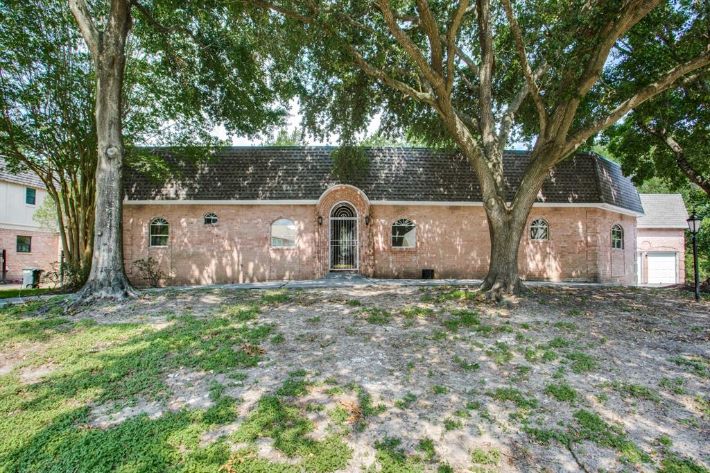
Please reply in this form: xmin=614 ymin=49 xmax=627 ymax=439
xmin=647 ymin=252 xmax=677 ymax=284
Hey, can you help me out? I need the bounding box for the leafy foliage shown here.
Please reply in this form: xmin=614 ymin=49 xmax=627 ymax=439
xmin=330 ymin=145 xmax=370 ymax=183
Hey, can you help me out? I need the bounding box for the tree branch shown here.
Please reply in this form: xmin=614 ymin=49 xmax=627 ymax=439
xmin=501 ymin=0 xmax=548 ymax=137
xmin=445 ymin=0 xmax=469 ymax=94
xmin=565 ymin=48 xmax=710 ymax=153
xmin=639 ymin=122 xmax=710 ymax=194
xmin=347 ymin=46 xmax=435 ymax=103
xmin=68 ymin=0 xmax=100 ymax=56
xmin=376 ymin=0 xmax=445 ymax=92
xmin=416 ymin=0 xmax=444 ymax=76
xmin=475 ymin=0 xmax=495 ymax=153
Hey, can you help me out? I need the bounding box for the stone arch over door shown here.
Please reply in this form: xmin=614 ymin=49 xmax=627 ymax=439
xmin=315 ymin=185 xmax=372 ymax=277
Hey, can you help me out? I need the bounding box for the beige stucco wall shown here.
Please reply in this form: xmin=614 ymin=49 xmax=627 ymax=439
xmin=636 ymin=228 xmax=686 ymax=284
xmin=123 ymin=190 xmax=639 ymax=287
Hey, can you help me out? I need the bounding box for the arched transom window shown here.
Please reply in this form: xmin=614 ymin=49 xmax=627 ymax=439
xmin=149 ymin=217 xmax=169 ymax=247
xmin=392 ymin=218 xmax=416 ymax=248
xmin=331 ymin=203 xmax=356 ymax=218
xmin=530 ymin=218 xmax=549 ymax=240
xmin=611 ymin=224 xmax=624 ymax=249
xmin=271 ymin=218 xmax=297 ymax=247
xmin=204 ymin=212 xmax=218 ymax=225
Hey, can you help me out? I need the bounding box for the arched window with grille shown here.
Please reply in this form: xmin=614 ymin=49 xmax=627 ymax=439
xmin=204 ymin=212 xmax=218 ymax=225
xmin=530 ymin=218 xmax=549 ymax=240
xmin=611 ymin=224 xmax=624 ymax=249
xmin=392 ymin=218 xmax=416 ymax=248
xmin=271 ymin=218 xmax=297 ymax=247
xmin=149 ymin=218 xmax=169 ymax=247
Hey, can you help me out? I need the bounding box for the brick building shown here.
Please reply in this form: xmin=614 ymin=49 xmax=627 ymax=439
xmin=123 ymin=147 xmax=645 ymax=286
xmin=636 ymin=194 xmax=688 ymax=285
xmin=0 ymin=159 xmax=60 ymax=283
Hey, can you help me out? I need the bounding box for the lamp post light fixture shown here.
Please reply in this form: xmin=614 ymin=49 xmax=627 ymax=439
xmin=686 ymin=212 xmax=702 ymax=302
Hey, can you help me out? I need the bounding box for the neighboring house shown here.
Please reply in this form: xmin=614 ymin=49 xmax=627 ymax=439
xmin=123 ymin=147 xmax=643 ymax=286
xmin=0 ymin=159 xmax=60 ymax=283
xmin=637 ymin=194 xmax=688 ymax=285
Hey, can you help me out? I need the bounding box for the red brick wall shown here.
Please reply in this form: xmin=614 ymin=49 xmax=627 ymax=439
xmin=590 ymin=210 xmax=637 ymax=285
xmin=637 ymin=228 xmax=686 ymax=284
xmin=123 ymin=199 xmax=639 ymax=286
xmin=123 ymin=204 xmax=317 ymax=286
xmin=0 ymin=228 xmax=60 ymax=283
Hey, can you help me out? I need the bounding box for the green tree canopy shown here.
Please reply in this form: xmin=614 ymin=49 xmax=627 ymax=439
xmin=252 ymin=0 xmax=709 ymax=295
xmin=603 ymin=1 xmax=709 ymax=195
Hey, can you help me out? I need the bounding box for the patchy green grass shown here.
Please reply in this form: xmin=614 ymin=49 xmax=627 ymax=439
xmin=489 ymin=387 xmax=539 ymax=409
xmin=442 ymin=309 xmax=480 ymax=331
xmin=260 ymin=289 xmax=292 ymax=304
xmin=573 ymin=409 xmax=650 ymax=464
xmin=659 ymin=377 xmax=686 ymax=395
xmin=471 ymin=447 xmax=500 ymax=466
xmin=544 ymin=382 xmax=577 ymax=403
xmin=361 ymin=307 xmax=391 ymax=325
xmin=233 ymin=395 xmax=351 ymax=472
xmin=0 ymin=287 xmax=56 ymax=299
xmin=486 ymin=342 xmax=514 ymax=364
xmin=401 ymin=306 xmax=434 ymax=319
xmin=0 ymin=285 xmax=706 ymax=472
xmin=276 ymin=370 xmax=311 ymax=397
xmin=658 ymin=453 xmax=709 ymax=473
xmin=395 ymin=392 xmax=417 ymax=409
xmin=565 ymin=351 xmax=597 ymax=374
xmin=669 ymin=355 xmax=709 ymax=378
xmin=607 ymin=381 xmax=661 ymax=403
xmin=452 ymin=355 xmax=480 ymax=371
xmin=370 ymin=436 xmax=425 ymax=473
xmin=0 ymin=298 xmax=279 ymax=472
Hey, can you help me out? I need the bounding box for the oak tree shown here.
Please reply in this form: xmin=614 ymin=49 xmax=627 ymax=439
xmin=66 ymin=0 xmax=295 ymax=300
xmin=254 ymin=0 xmax=710 ymax=296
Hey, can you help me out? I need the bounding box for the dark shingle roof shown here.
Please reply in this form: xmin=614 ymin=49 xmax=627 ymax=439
xmin=124 ymin=147 xmax=643 ymax=213
xmin=0 ymin=158 xmax=45 ymax=189
xmin=638 ymin=194 xmax=688 ymax=228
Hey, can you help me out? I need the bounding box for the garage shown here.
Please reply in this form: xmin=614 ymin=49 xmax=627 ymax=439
xmin=646 ymin=252 xmax=677 ymax=284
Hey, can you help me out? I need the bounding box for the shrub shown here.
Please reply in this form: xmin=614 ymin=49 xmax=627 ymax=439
xmin=132 ymin=256 xmax=166 ymax=287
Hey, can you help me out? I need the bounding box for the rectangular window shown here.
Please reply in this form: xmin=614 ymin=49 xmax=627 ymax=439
xmin=17 ymin=236 xmax=31 ymax=253
xmin=25 ymin=188 xmax=36 ymax=205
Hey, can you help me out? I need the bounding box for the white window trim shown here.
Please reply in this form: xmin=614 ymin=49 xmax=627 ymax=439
xmin=270 ymin=218 xmax=297 ymax=249
xmin=530 ymin=218 xmax=550 ymax=241
xmin=611 ymin=224 xmax=624 ymax=250
xmin=149 ymin=217 xmax=170 ymax=248
xmin=391 ymin=218 xmax=416 ymax=249
xmin=203 ymin=212 xmax=219 ymax=225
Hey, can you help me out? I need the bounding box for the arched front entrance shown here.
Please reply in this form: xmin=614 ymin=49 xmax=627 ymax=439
xmin=329 ymin=202 xmax=358 ymax=270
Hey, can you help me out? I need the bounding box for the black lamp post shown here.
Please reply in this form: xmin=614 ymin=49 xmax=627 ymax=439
xmin=686 ymin=212 xmax=702 ymax=302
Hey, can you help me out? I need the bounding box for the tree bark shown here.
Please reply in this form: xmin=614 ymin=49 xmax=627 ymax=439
xmin=72 ymin=0 xmax=135 ymax=301
xmin=481 ymin=207 xmax=525 ymax=297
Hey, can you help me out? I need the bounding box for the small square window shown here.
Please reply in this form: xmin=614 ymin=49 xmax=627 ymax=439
xmin=25 ymin=188 xmax=36 ymax=205
xmin=17 ymin=236 xmax=31 ymax=253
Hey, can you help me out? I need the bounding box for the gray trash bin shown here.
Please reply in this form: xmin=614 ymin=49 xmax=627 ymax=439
xmin=22 ymin=268 xmax=42 ymax=288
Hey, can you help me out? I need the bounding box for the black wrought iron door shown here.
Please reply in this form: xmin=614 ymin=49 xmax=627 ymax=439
xmin=330 ymin=204 xmax=358 ymax=270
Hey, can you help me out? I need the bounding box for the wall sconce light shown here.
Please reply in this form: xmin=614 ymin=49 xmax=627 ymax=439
xmin=317 ymin=216 xmax=323 ymax=225
xmin=365 ymin=215 xmax=370 ymax=226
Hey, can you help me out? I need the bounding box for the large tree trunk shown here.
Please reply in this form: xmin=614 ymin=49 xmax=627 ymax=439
xmin=73 ymin=0 xmax=135 ymax=301
xmin=481 ymin=209 xmax=524 ymax=296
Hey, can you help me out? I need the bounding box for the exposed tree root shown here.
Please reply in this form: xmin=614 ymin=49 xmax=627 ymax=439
xmin=479 ymin=273 xmax=525 ymax=303
xmin=565 ymin=441 xmax=590 ymax=473
xmin=68 ymin=276 xmax=138 ymax=311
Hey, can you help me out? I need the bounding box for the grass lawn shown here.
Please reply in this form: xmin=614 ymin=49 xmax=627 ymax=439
xmin=0 ymin=285 xmax=707 ymax=472
xmin=0 ymin=287 xmax=55 ymax=299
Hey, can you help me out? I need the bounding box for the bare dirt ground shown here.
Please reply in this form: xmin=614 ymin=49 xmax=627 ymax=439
xmin=2 ymin=284 xmax=708 ymax=472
